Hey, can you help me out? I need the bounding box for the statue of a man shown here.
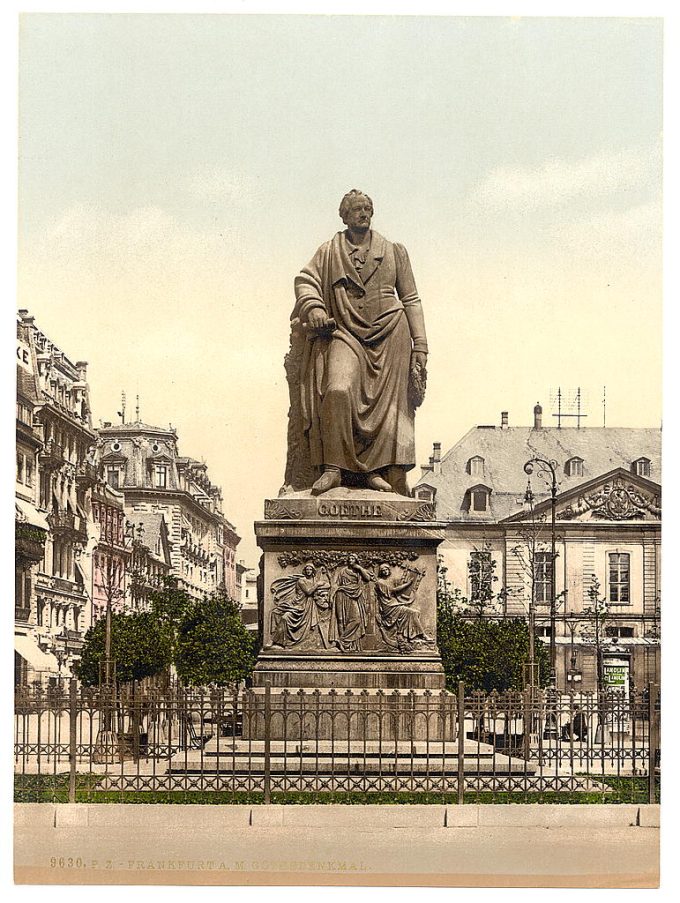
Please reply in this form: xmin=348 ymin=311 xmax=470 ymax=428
xmin=283 ymin=190 xmax=428 ymax=497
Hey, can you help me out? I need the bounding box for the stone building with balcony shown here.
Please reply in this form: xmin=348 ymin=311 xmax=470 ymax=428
xmin=15 ymin=314 xmax=53 ymax=684
xmin=97 ymin=419 xmax=240 ymax=600
xmin=15 ymin=311 xmax=98 ymax=681
xmin=415 ymin=405 xmax=661 ymax=692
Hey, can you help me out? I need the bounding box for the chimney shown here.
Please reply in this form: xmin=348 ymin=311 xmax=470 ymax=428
xmin=432 ymin=442 xmax=442 ymax=473
xmin=534 ymin=402 xmax=543 ymax=430
xmin=501 ymin=411 xmax=509 ymax=429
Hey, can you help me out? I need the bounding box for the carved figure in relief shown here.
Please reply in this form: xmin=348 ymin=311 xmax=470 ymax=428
xmin=374 ymin=564 xmax=433 ymax=653
xmin=270 ymin=564 xmax=331 ymax=649
xmin=329 ymin=553 xmax=373 ymax=652
xmin=282 ymin=190 xmax=428 ymax=497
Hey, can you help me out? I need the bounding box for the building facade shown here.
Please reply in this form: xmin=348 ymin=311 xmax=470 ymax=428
xmin=415 ymin=405 xmax=661 ymax=691
xmin=15 ymin=315 xmax=53 ymax=683
xmin=97 ymin=420 xmax=240 ymax=600
xmin=91 ymin=482 xmax=129 ymax=623
xmin=15 ymin=311 xmax=98 ymax=681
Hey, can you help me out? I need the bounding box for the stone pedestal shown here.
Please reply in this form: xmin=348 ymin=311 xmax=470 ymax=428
xmin=248 ymin=489 xmax=447 ymax=739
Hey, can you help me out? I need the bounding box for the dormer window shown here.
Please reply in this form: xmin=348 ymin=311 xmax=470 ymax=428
xmin=632 ymin=457 xmax=651 ymax=477
xmin=467 ymin=484 xmax=491 ymax=513
xmin=467 ymin=455 xmax=485 ymax=477
xmin=414 ymin=485 xmax=436 ymax=503
xmin=565 ymin=457 xmax=584 ymax=477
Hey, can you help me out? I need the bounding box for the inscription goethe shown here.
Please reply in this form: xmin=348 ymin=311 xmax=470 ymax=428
xmin=317 ymin=501 xmax=383 ymax=518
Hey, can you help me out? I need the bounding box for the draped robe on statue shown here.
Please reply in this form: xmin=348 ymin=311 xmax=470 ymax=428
xmin=292 ymin=231 xmax=428 ymax=476
xmin=375 ymin=572 xmax=430 ymax=652
xmin=270 ymin=572 xmax=328 ymax=648
xmin=329 ymin=565 xmax=369 ymax=653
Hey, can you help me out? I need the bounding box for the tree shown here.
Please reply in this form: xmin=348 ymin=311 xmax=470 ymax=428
xmin=175 ymin=593 xmax=257 ymax=687
xmin=75 ymin=611 xmax=173 ymax=687
xmin=579 ymin=577 xmax=610 ymax=695
xmin=437 ymin=559 xmax=549 ymax=692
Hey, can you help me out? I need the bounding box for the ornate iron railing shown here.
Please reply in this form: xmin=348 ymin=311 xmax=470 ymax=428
xmin=14 ymin=682 xmax=660 ymax=804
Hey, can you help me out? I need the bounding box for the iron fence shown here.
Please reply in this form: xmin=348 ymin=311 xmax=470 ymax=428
xmin=14 ymin=680 xmax=660 ymax=804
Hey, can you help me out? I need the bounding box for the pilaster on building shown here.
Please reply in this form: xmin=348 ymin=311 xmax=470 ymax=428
xmin=96 ymin=419 xmax=240 ymax=602
xmin=416 ymin=404 xmax=662 ymax=691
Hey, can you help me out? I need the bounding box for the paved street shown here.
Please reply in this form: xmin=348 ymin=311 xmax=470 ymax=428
xmin=14 ymin=804 xmax=659 ymax=887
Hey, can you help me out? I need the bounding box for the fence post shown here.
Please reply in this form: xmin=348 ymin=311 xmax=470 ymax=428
xmin=68 ymin=678 xmax=77 ymax=803
xmin=263 ymin=681 xmax=271 ymax=805
xmin=648 ymin=684 xmax=659 ymax=804
xmin=457 ymin=681 xmax=465 ymax=805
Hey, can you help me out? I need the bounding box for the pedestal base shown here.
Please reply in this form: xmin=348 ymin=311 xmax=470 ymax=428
xmin=250 ymin=491 xmax=448 ymax=739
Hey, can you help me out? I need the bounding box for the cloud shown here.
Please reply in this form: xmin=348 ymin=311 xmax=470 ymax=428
xmin=471 ymin=140 xmax=661 ymax=211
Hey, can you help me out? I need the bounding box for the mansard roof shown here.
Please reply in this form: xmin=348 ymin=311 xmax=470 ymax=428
xmin=415 ymin=425 xmax=661 ymax=522
xmin=130 ymin=511 xmax=172 ymax=566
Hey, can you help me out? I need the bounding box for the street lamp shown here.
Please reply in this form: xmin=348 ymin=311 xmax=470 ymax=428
xmin=524 ymin=456 xmax=559 ymax=687
xmin=565 ymin=612 xmax=582 ymax=686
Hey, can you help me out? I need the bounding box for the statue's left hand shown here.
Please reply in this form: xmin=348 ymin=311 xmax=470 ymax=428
xmin=411 ymin=351 xmax=428 ymax=372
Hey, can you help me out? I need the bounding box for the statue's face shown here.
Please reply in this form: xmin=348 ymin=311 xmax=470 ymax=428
xmin=303 ymin=564 xmax=315 ymax=576
xmin=343 ymin=196 xmax=373 ymax=231
xmin=347 ymin=554 xmax=358 ymax=565
xmin=379 ymin=565 xmax=390 ymax=578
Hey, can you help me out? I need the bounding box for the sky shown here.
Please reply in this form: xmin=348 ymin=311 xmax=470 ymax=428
xmin=16 ymin=13 xmax=663 ymax=566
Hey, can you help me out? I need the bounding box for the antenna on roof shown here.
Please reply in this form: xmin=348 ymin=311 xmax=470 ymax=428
xmin=550 ymin=386 xmax=588 ymax=429
xmin=603 ymin=386 xmax=606 ymax=428
xmin=136 ymin=395 xmax=140 ymax=421
xmin=117 ymin=390 xmax=126 ymax=424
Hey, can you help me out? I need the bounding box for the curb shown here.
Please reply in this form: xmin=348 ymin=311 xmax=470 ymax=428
xmin=14 ymin=803 xmax=660 ymax=830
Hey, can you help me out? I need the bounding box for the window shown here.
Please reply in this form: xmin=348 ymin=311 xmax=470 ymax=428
xmin=608 ymin=552 xmax=630 ymax=603
xmin=632 ymin=458 xmax=651 ymax=477
xmin=469 ymin=551 xmax=493 ymax=600
xmin=472 ymin=489 xmax=488 ymax=512
xmin=25 ymin=457 xmax=33 ymax=487
xmin=606 ymin=626 xmax=635 ymax=639
xmin=16 ymin=401 xmax=31 ymax=425
xmin=565 ymin=457 xmax=584 ymax=477
xmin=155 ymin=465 xmax=168 ymax=489
xmin=106 ymin=467 xmax=120 ymax=489
xmin=534 ymin=551 xmax=554 ymax=603
xmin=535 ymin=625 xmax=552 ymax=638
xmin=16 ymin=452 xmax=24 ymax=483
xmin=467 ymin=456 xmax=485 ymax=477
xmin=415 ymin=486 xmax=435 ymax=503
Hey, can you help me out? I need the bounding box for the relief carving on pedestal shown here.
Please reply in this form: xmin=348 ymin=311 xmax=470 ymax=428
xmin=267 ymin=550 xmax=434 ymax=655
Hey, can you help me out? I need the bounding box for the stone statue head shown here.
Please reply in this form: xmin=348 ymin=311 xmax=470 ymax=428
xmin=302 ymin=563 xmax=315 ymax=577
xmin=339 ymin=189 xmax=374 ymax=225
xmin=347 ymin=553 xmax=359 ymax=566
xmin=378 ymin=564 xmax=391 ymax=578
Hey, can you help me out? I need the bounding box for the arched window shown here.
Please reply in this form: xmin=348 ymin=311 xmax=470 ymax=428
xmin=467 ymin=456 xmax=485 ymax=477
xmin=467 ymin=484 xmax=491 ymax=513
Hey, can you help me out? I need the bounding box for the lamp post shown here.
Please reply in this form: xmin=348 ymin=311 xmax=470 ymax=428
xmin=565 ymin=612 xmax=582 ymax=687
xmin=523 ymin=479 xmax=537 ymax=690
xmin=524 ymin=456 xmax=559 ymax=687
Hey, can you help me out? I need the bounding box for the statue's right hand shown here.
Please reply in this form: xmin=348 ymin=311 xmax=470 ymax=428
xmin=307 ymin=309 xmax=330 ymax=330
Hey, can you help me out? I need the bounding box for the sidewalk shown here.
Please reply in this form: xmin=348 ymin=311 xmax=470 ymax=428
xmin=14 ymin=803 xmax=659 ymax=887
